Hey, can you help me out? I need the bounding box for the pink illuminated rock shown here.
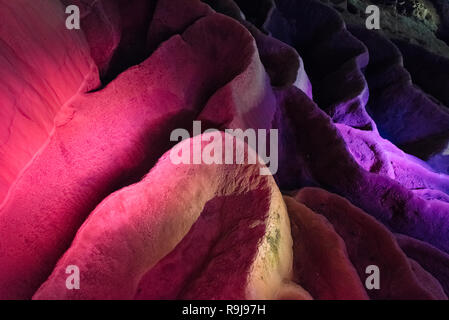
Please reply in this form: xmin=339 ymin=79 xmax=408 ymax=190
xmin=61 ymin=0 xmax=156 ymax=79
xmin=0 ymin=13 xmax=259 ymax=299
xmin=295 ymin=187 xmax=446 ymax=300
xmin=61 ymin=0 xmax=121 ymax=75
xmin=0 ymin=0 xmax=99 ymax=205
xmin=34 ymin=133 xmax=307 ymax=300
xmin=2 ymin=0 xmax=449 ymax=301
xmin=284 ymin=196 xmax=368 ymax=300
xmin=149 ymin=0 xmax=308 ymax=93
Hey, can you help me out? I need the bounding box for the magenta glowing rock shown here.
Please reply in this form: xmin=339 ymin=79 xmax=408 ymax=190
xmin=33 ymin=133 xmax=305 ymax=300
xmin=0 ymin=12 xmax=259 ymax=299
xmin=61 ymin=0 xmax=156 ymax=79
xmin=61 ymin=0 xmax=121 ymax=76
xmin=0 ymin=0 xmax=99 ymax=205
xmin=1 ymin=0 xmax=448 ymax=301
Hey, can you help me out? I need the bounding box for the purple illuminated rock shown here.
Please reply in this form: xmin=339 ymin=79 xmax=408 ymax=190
xmin=2 ymin=0 xmax=449 ymax=301
xmin=396 ymin=233 xmax=449 ymax=296
xmin=279 ymin=86 xmax=449 ymax=254
xmin=349 ymin=26 xmax=449 ymax=170
xmin=267 ymin=0 xmax=373 ymax=129
xmin=337 ymin=123 xmax=449 ymax=195
xmin=412 ymin=189 xmax=449 ymax=203
xmin=295 ymin=187 xmax=447 ymax=300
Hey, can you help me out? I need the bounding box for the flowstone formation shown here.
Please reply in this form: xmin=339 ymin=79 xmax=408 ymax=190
xmin=0 ymin=0 xmax=448 ymax=300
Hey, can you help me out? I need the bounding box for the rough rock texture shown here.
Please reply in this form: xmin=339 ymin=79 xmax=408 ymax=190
xmin=34 ymin=133 xmax=306 ymax=300
xmin=280 ymin=87 xmax=449 ymax=255
xmin=295 ymin=188 xmax=447 ymax=300
xmin=1 ymin=0 xmax=448 ymax=300
xmin=267 ymin=0 xmax=373 ymax=130
xmin=396 ymin=233 xmax=449 ymax=296
xmin=337 ymin=123 xmax=449 ymax=195
xmin=0 ymin=0 xmax=99 ymax=205
xmin=284 ymin=196 xmax=368 ymax=300
xmin=412 ymin=189 xmax=449 ymax=203
xmin=349 ymin=26 xmax=449 ymax=172
xmin=332 ymin=0 xmax=449 ymax=58
xmin=0 ymin=12 xmax=259 ymax=299
xmin=61 ymin=0 xmax=156 ymax=80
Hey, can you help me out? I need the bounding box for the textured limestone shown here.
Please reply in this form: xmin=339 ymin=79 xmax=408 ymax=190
xmin=0 ymin=0 xmax=99 ymax=205
xmin=279 ymin=86 xmax=449 ymax=255
xmin=34 ymin=133 xmax=305 ymax=300
xmin=0 ymin=13 xmax=260 ymax=299
xmin=349 ymin=25 xmax=449 ymax=172
xmin=396 ymin=233 xmax=449 ymax=296
xmin=267 ymin=0 xmax=373 ymax=129
xmin=1 ymin=0 xmax=448 ymax=300
xmin=337 ymin=123 xmax=449 ymax=195
xmin=284 ymin=195 xmax=368 ymax=300
xmin=296 ymin=188 xmax=447 ymax=300
xmin=61 ymin=0 xmax=156 ymax=80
